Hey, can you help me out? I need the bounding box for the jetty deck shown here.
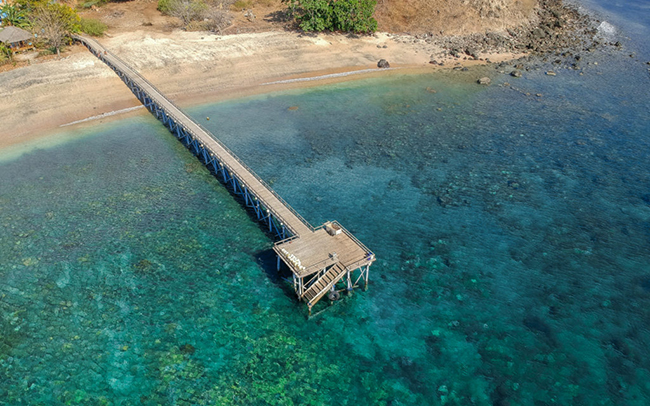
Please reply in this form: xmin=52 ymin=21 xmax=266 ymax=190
xmin=75 ymin=35 xmax=375 ymax=314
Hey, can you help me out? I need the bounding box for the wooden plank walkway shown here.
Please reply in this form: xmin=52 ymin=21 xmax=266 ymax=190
xmin=75 ymin=35 xmax=375 ymax=314
xmin=75 ymin=35 xmax=312 ymax=238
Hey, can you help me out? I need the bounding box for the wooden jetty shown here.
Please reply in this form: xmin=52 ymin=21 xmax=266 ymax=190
xmin=74 ymin=35 xmax=375 ymax=314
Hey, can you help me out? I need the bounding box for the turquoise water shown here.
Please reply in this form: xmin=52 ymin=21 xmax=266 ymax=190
xmin=2 ymin=4 xmax=650 ymax=406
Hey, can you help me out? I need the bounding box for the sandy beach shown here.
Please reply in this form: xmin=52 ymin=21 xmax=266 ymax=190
xmin=0 ymin=29 xmax=521 ymax=149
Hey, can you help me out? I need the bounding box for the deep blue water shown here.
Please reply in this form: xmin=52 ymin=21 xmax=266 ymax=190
xmin=1 ymin=0 xmax=649 ymax=404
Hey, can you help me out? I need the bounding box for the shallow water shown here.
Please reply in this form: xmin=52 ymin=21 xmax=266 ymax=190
xmin=2 ymin=3 xmax=650 ymax=406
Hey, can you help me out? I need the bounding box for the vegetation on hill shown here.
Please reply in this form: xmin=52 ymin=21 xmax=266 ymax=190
xmin=0 ymin=0 xmax=106 ymax=62
xmin=79 ymin=17 xmax=107 ymax=36
xmin=15 ymin=0 xmax=80 ymax=55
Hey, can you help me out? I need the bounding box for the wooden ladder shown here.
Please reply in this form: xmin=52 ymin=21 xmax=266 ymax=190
xmin=302 ymin=263 xmax=348 ymax=310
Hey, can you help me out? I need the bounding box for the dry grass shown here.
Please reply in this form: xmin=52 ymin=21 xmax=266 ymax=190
xmin=77 ymin=0 xmax=538 ymax=38
xmin=374 ymin=0 xmax=537 ymax=35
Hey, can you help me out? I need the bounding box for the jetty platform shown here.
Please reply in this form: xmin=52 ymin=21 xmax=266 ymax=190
xmin=74 ymin=35 xmax=375 ymax=314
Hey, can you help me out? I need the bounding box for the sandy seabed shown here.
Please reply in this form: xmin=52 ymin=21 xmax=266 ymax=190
xmin=0 ymin=29 xmax=520 ymax=150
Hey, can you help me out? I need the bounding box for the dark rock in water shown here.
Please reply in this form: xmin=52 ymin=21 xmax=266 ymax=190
xmin=523 ymin=315 xmax=555 ymax=344
xmin=436 ymin=195 xmax=453 ymax=207
xmin=493 ymin=382 xmax=514 ymax=406
xmin=461 ymin=67 xmax=469 ymax=71
xmin=507 ymin=180 xmax=520 ymax=189
xmin=180 ymin=344 xmax=196 ymax=355
xmin=477 ymin=77 xmax=491 ymax=85
xmin=640 ymin=277 xmax=650 ymax=292
xmin=510 ymin=70 xmax=522 ymax=78
xmin=615 ymin=41 xmax=622 ymax=47
xmin=377 ymin=59 xmax=390 ymax=68
xmin=425 ymin=334 xmax=442 ymax=357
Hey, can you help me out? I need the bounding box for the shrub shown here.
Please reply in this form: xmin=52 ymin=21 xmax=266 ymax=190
xmin=286 ymin=0 xmax=377 ymax=33
xmin=167 ymin=0 xmax=208 ymax=26
xmin=231 ymin=0 xmax=249 ymax=10
xmin=37 ymin=47 xmax=55 ymax=56
xmin=79 ymin=18 xmax=107 ymax=36
xmin=157 ymin=0 xmax=172 ymax=13
xmin=205 ymin=9 xmax=232 ymax=33
xmin=79 ymin=0 xmax=109 ymax=8
xmin=0 ymin=45 xmax=12 ymax=65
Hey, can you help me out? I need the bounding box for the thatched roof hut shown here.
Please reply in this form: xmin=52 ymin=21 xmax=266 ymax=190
xmin=0 ymin=26 xmax=34 ymax=50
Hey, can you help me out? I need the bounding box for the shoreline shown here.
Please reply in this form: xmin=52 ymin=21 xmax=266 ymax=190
xmin=1 ymin=0 xmax=603 ymax=154
xmin=0 ymin=28 xmax=523 ymax=153
xmin=0 ymin=65 xmax=448 ymax=158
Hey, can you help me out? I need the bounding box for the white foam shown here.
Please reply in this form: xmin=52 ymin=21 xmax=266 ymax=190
xmin=59 ymin=106 xmax=144 ymax=127
xmin=261 ymin=68 xmax=397 ymax=86
xmin=597 ymin=21 xmax=617 ymax=38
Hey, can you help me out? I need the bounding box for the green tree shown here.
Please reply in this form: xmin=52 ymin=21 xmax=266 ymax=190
xmin=32 ymin=3 xmax=80 ymax=57
xmin=332 ymin=0 xmax=376 ymax=33
xmin=297 ymin=0 xmax=332 ymax=32
xmin=285 ymin=0 xmax=376 ymax=33
xmin=1 ymin=3 xmax=31 ymax=28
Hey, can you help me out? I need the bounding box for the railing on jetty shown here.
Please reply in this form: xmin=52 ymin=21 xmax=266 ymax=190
xmin=75 ymin=35 xmax=375 ymax=315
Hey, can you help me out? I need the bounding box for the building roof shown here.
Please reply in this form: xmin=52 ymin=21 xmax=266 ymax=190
xmin=0 ymin=26 xmax=33 ymax=45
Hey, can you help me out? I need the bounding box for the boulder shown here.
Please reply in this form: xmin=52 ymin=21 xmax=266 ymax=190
xmin=510 ymin=70 xmax=522 ymax=78
xmin=477 ymin=77 xmax=491 ymax=85
xmin=377 ymin=59 xmax=390 ymax=68
xmin=465 ymin=48 xmax=480 ymax=59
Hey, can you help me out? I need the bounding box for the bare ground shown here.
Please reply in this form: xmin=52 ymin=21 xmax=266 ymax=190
xmin=77 ymin=0 xmax=539 ymax=37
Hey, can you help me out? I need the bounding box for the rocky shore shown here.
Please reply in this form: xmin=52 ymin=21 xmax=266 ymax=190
xmin=391 ymin=0 xmax=608 ymax=69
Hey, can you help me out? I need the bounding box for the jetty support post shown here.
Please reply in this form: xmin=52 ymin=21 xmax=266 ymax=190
xmin=346 ymin=268 xmax=352 ymax=296
xmin=364 ymin=264 xmax=370 ymax=291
